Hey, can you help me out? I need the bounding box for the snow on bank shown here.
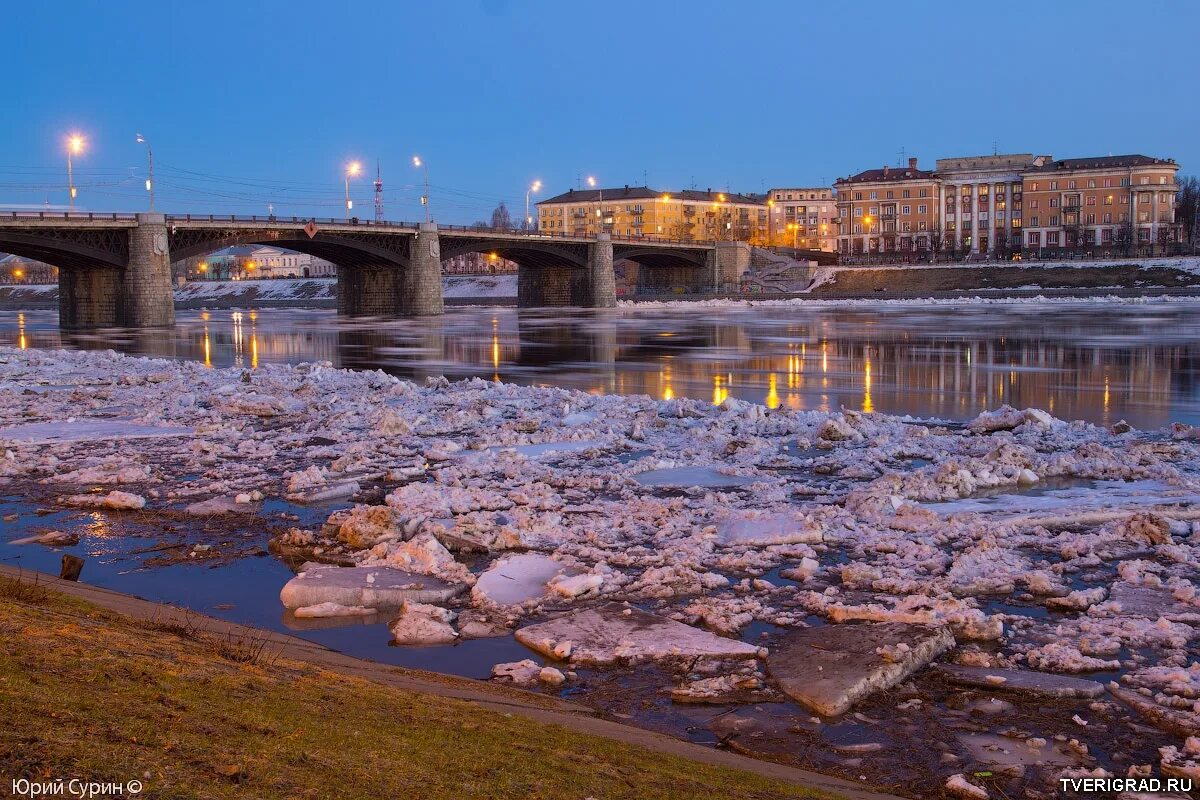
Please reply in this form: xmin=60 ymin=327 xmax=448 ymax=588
xmin=623 ymin=293 xmax=1200 ymax=310
xmin=9 ymin=275 xmax=519 ymax=305
xmin=3 ymin=347 xmax=1200 ymax=785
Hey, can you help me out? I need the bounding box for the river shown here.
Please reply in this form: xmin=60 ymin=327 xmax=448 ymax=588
xmin=2 ymin=299 xmax=1199 ymax=429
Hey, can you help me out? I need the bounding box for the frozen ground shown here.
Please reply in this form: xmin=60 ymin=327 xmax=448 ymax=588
xmin=5 ymin=275 xmax=519 ymax=305
xmin=3 ymin=345 xmax=1200 ymax=796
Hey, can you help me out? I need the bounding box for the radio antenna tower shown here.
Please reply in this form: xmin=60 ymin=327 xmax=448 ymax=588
xmin=374 ymin=161 xmax=384 ymax=223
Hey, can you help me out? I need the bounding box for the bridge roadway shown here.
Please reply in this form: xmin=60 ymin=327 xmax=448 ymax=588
xmin=0 ymin=212 xmax=754 ymax=328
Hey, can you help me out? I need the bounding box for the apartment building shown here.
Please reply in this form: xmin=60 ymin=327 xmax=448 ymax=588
xmin=766 ymin=187 xmax=838 ymax=251
xmin=935 ymin=154 xmax=1047 ymax=253
xmin=1020 ymin=155 xmax=1179 ymax=251
xmin=834 ymin=158 xmax=940 ymax=254
xmin=836 ymin=152 xmax=1181 ymax=256
xmin=537 ymin=186 xmax=769 ymax=243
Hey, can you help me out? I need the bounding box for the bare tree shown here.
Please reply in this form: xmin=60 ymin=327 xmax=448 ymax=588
xmin=1115 ymin=219 xmax=1135 ymax=256
xmin=929 ymin=224 xmax=944 ymax=261
xmin=1176 ymin=175 xmax=1199 ymax=249
xmin=993 ymin=226 xmax=1010 ymax=260
xmin=490 ymin=203 xmax=512 ymax=230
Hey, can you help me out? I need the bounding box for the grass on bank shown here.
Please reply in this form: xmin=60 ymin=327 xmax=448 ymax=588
xmin=0 ymin=577 xmax=841 ymax=800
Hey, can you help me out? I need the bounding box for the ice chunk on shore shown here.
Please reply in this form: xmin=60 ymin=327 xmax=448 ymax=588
xmin=491 ymin=659 xmax=542 ymax=685
xmin=717 ymin=511 xmax=823 ymax=547
xmin=293 ymin=602 xmax=376 ymax=618
xmin=388 ymin=601 xmax=458 ymax=645
xmin=933 ymin=665 xmax=1105 ymax=698
xmin=633 ymin=466 xmax=755 ymax=489
xmin=767 ymin=622 xmax=954 ymax=716
xmin=279 ymin=565 xmax=465 ymax=610
xmin=471 ymin=553 xmax=575 ymax=606
xmin=0 ymin=419 xmax=192 ymax=444
xmin=514 ymin=603 xmax=760 ymax=666
xmin=62 ymin=491 xmax=146 ymax=510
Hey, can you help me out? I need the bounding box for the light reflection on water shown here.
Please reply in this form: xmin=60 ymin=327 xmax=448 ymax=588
xmin=2 ymin=302 xmax=1199 ymax=429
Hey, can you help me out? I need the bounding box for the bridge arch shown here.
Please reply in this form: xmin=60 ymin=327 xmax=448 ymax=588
xmin=168 ymin=227 xmax=411 ymax=269
xmin=0 ymin=228 xmax=129 ymax=271
xmin=438 ymin=236 xmax=589 ymax=270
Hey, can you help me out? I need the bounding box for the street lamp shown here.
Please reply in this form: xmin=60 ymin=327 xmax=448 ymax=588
xmin=587 ymin=175 xmax=603 ymax=234
xmin=135 ymin=133 xmax=154 ymax=211
xmin=413 ymin=156 xmax=429 ymax=223
xmin=525 ymin=179 xmax=542 ymax=231
xmin=66 ymin=133 xmax=84 ymax=210
xmin=863 ymin=215 xmax=874 ymax=263
xmin=345 ymin=161 xmax=362 ymax=221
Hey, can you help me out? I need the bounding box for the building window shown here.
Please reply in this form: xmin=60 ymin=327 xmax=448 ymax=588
xmin=854 ymin=192 xmax=863 ymax=200
xmin=1050 ymin=215 xmax=1059 ymax=226
xmin=1028 ymin=232 xmax=1041 ymax=246
xmin=1068 ymin=180 xmax=1076 ymax=189
xmin=1030 ymin=215 xmax=1040 ymax=226
xmin=1104 ymin=178 xmax=1112 ymax=188
xmin=918 ymin=204 xmax=927 ymax=214
xmin=1047 ymin=232 xmax=1060 ymax=246
xmin=885 ymin=191 xmax=893 ymax=199
xmin=1049 ymin=198 xmax=1059 ymax=208
xmin=1030 ymin=199 xmax=1039 ymax=209
xmin=1050 ymin=181 xmax=1058 ymax=190
xmin=919 ymin=188 xmax=929 ymax=197
xmin=1087 ymin=196 xmax=1096 ymax=206
xmin=869 ymin=192 xmax=877 ymax=200
xmin=902 ymin=205 xmax=911 ymax=215
xmin=1103 ymin=213 xmax=1112 ymax=223
xmin=1030 ymin=182 xmax=1039 ymax=191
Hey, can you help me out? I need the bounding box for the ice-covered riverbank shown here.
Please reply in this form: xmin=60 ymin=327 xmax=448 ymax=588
xmin=3 ymin=345 xmax=1200 ymax=797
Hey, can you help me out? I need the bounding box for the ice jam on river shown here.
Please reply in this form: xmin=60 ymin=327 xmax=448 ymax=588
xmin=3 ymin=345 xmax=1200 ymax=798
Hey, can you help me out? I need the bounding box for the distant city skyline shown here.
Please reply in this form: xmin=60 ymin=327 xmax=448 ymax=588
xmin=2 ymin=0 xmax=1196 ymax=224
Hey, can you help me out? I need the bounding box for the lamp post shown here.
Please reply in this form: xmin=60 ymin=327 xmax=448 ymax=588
xmin=135 ymin=133 xmax=154 ymax=211
xmin=413 ymin=156 xmax=429 ymax=222
xmin=66 ymin=134 xmax=84 ymax=210
xmin=345 ymin=161 xmax=362 ymax=221
xmin=587 ymin=176 xmax=602 ymax=234
xmin=525 ymin=179 xmax=542 ymax=231
xmin=863 ymin=215 xmax=873 ymax=264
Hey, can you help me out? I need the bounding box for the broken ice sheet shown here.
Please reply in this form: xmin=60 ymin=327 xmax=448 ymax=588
xmin=0 ymin=419 xmax=194 ymax=444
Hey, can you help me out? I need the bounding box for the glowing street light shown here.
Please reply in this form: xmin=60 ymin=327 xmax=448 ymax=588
xmin=344 ymin=161 xmax=362 ymax=221
xmin=587 ymin=175 xmax=603 ymax=233
xmin=413 ymin=155 xmax=429 ymax=223
xmin=525 ymin=179 xmax=542 ymax=230
xmin=135 ymin=133 xmax=154 ymax=211
xmin=66 ymin=133 xmax=85 ymax=210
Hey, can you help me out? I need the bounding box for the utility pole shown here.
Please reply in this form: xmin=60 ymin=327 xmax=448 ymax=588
xmin=374 ymin=161 xmax=384 ymax=223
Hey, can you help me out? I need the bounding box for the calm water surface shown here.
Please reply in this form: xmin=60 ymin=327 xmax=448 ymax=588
xmin=3 ymin=302 xmax=1199 ymax=428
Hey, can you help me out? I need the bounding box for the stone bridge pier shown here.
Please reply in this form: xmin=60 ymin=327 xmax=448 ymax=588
xmin=515 ymin=234 xmax=616 ymax=308
xmin=332 ymin=222 xmax=445 ymax=317
xmin=59 ymin=213 xmax=175 ymax=329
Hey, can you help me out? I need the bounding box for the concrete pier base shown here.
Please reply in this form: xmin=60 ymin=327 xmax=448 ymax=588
xmin=337 ymin=265 xmax=399 ymax=316
xmin=400 ymin=223 xmax=444 ymax=316
xmin=59 ymin=267 xmax=123 ymax=328
xmin=585 ymin=234 xmax=616 ymax=308
xmin=119 ymin=213 xmax=175 ymax=328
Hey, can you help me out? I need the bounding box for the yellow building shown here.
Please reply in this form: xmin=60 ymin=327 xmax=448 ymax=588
xmin=537 ymin=185 xmax=769 ymax=243
xmin=766 ymin=187 xmax=838 ymax=251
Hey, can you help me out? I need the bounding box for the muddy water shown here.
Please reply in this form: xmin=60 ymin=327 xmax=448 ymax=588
xmin=2 ymin=300 xmax=1200 ymax=429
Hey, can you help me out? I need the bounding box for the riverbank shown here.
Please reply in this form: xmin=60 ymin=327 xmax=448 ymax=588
xmin=0 ymin=567 xmax=862 ymax=800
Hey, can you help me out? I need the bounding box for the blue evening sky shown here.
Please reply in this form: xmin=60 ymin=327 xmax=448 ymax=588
xmin=3 ymin=0 xmax=1196 ymax=223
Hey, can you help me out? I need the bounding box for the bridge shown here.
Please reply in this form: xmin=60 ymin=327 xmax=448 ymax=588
xmin=0 ymin=212 xmax=752 ymax=327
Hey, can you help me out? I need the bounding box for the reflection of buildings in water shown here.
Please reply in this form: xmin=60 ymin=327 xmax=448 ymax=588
xmin=0 ymin=307 xmax=1195 ymax=428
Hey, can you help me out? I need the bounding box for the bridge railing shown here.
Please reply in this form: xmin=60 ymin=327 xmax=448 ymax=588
xmin=158 ymin=214 xmax=710 ymax=246
xmin=0 ymin=211 xmax=138 ymax=221
xmin=0 ymin=210 xmax=712 ymax=247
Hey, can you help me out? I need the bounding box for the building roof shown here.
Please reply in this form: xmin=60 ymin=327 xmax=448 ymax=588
xmin=836 ymin=166 xmax=935 ymax=185
xmin=538 ymin=186 xmax=764 ymax=206
xmin=1025 ymin=154 xmax=1177 ymax=172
